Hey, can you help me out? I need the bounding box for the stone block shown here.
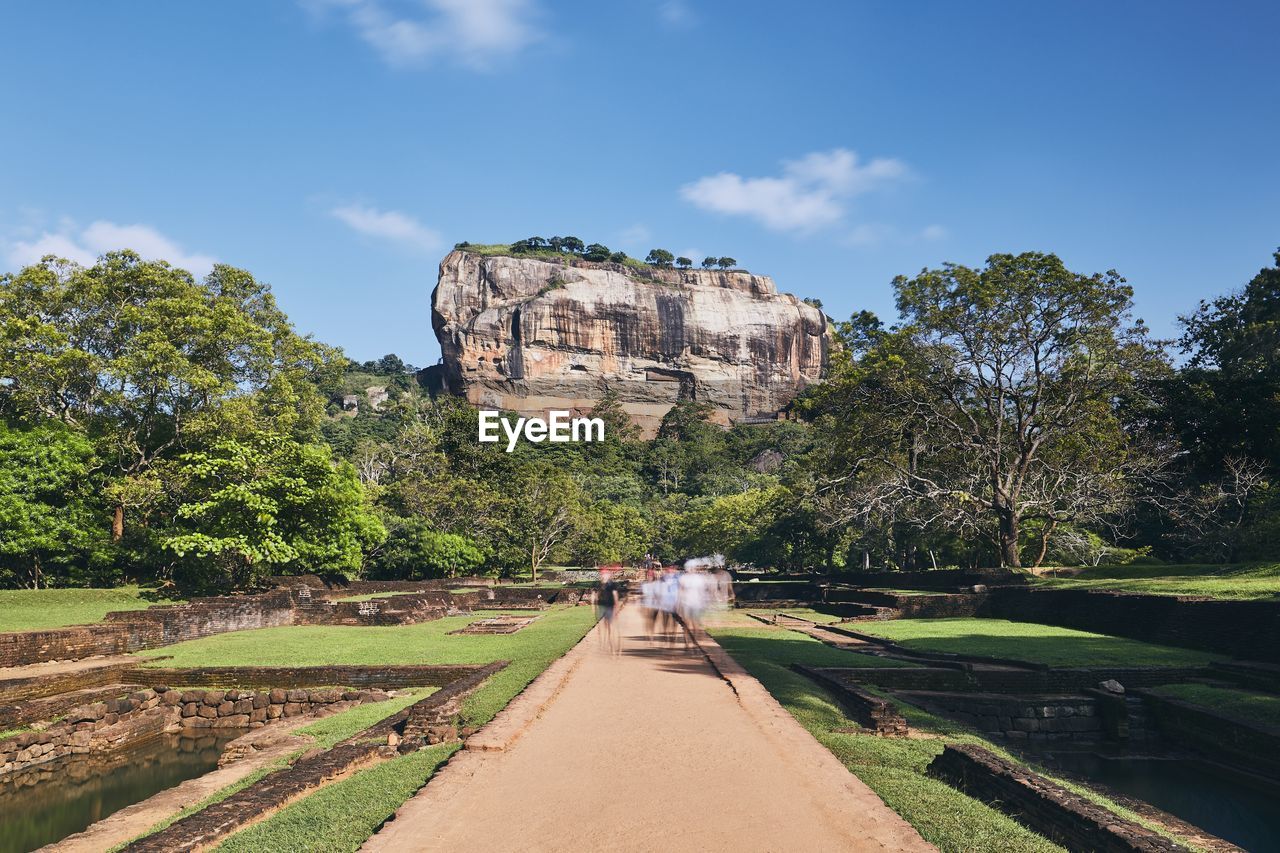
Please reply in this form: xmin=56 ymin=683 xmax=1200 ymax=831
xmin=162 ymin=691 xmax=182 ymax=706
xmin=283 ymin=702 xmax=302 ymax=716
xmin=287 ymin=689 xmax=308 ymax=703
xmin=250 ymin=708 xmax=267 ymax=723
xmin=198 ymin=705 xmax=217 ymax=720
xmin=266 ymin=704 xmax=283 ymax=719
xmin=212 ymin=714 xmax=250 ymax=728
xmin=181 ymin=702 xmax=198 ymax=717
xmin=203 ymin=690 xmax=225 ymax=706
xmin=252 ymin=693 xmax=268 ymax=709
xmin=269 ymin=688 xmax=287 ymax=704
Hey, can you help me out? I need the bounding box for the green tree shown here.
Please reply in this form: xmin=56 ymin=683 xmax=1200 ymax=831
xmin=701 ymin=257 xmax=718 ymax=269
xmin=0 ymin=253 xmax=341 ymax=541
xmin=561 ymin=236 xmax=585 ymax=254
xmin=645 ymin=249 xmax=675 ymax=268
xmin=808 ymin=253 xmax=1166 ymax=567
xmin=0 ymin=421 xmax=105 ymax=588
xmin=165 ymin=431 xmax=385 ymax=589
xmin=1163 ymin=249 xmax=1280 ymax=477
xmin=609 ymin=251 xmax=628 ymax=264
xmin=716 ymin=257 xmax=737 ymax=270
xmin=369 ymin=519 xmax=484 ymax=579
xmin=583 ymin=243 xmax=612 ymax=262
xmin=676 ymin=256 xmax=692 ymax=269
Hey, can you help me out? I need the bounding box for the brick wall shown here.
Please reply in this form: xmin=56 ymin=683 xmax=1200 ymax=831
xmin=137 ymin=664 xmax=493 ymax=690
xmin=899 ymin=690 xmax=1102 ymax=742
xmin=928 ymin=744 xmax=1185 ymax=852
xmin=1138 ymin=690 xmax=1280 ymax=778
xmin=984 ymin=588 xmax=1280 ymax=663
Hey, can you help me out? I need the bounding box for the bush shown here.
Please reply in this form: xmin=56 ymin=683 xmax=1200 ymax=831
xmin=368 ymin=520 xmax=484 ymax=580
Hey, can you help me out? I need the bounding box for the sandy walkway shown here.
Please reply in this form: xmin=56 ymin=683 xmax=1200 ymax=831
xmin=364 ymin=606 xmax=931 ymax=852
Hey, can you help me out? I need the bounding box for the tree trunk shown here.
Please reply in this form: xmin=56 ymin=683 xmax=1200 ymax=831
xmin=112 ymin=504 xmax=125 ymax=542
xmin=1031 ymin=520 xmax=1057 ymax=569
xmin=862 ymin=550 xmax=870 ymax=570
xmin=997 ymin=507 xmax=1021 ymax=568
xmin=530 ymin=543 xmax=538 ymax=583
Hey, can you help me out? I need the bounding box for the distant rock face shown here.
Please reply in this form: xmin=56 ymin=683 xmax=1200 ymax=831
xmin=428 ymin=250 xmax=829 ymax=436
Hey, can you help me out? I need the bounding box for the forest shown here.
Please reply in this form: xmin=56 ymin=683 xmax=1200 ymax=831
xmin=2 ymin=247 xmax=1280 ymax=590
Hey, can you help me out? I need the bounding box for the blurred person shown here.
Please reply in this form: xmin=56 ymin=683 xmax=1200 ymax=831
xmin=677 ymin=568 xmax=710 ymax=646
xmin=596 ymin=569 xmax=622 ymax=654
xmin=658 ymin=565 xmax=680 ymax=644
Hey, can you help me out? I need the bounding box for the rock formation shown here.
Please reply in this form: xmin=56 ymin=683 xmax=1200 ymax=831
xmin=427 ymin=250 xmax=829 ymax=436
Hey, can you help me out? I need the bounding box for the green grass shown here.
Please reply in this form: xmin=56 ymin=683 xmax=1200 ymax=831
xmin=0 ymin=586 xmax=178 ymax=632
xmin=715 ymin=625 xmax=917 ymax=669
xmin=710 ymin=624 xmax=1203 ymax=852
xmin=1033 ymin=563 xmax=1280 ymax=600
xmin=771 ymin=607 xmax=846 ymax=624
xmin=296 ymin=688 xmax=438 ymax=748
xmin=709 ymin=624 xmax=1063 ymax=852
xmin=1151 ymin=683 xmax=1280 ymax=728
xmin=214 ymin=744 xmax=457 ymax=853
xmin=854 ymin=618 xmax=1219 ymax=668
xmin=330 ymin=591 xmax=411 ymax=602
xmin=127 ymin=610 xmax=594 ymax=848
xmin=136 ymin=606 xmax=596 ymax=732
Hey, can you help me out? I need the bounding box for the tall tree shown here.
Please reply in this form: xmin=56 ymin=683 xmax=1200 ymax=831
xmin=808 ymin=253 xmax=1166 ymax=567
xmin=0 ymin=253 xmax=341 ymax=540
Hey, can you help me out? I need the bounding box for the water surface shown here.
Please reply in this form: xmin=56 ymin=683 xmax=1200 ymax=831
xmin=0 ymin=730 xmax=245 ymax=853
xmin=1034 ymin=750 xmax=1280 ymax=852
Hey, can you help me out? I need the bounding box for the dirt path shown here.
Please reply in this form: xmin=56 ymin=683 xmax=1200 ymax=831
xmin=364 ymin=606 xmax=932 ymax=852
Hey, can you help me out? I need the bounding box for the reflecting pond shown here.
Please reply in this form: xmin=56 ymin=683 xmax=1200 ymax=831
xmin=1033 ymin=749 xmax=1280 ymax=852
xmin=0 ymin=730 xmax=245 ymax=853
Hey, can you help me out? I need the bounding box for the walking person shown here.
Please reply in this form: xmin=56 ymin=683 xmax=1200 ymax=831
xmin=596 ymin=569 xmax=622 ymax=654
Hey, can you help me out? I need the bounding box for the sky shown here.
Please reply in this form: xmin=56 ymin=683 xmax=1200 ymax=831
xmin=2 ymin=1 xmax=1278 ymax=366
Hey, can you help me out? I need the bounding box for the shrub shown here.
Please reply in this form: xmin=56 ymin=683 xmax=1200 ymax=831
xmin=368 ymin=519 xmax=484 ymax=580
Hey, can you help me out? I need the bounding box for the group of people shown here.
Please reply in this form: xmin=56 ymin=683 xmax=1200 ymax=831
xmin=593 ymin=560 xmax=734 ymax=654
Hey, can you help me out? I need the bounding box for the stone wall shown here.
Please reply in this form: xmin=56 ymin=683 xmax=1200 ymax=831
xmin=818 ymin=665 xmax=1202 ymax=696
xmin=0 ymin=625 xmax=137 ymax=669
xmin=0 ymin=689 xmax=171 ymax=777
xmin=899 ymin=690 xmax=1102 ymax=742
xmin=0 ymin=586 xmax=463 ymax=668
xmin=928 ymin=744 xmax=1186 ymax=852
xmin=137 ymin=664 xmax=493 ymax=690
xmin=0 ymin=684 xmax=386 ymax=778
xmin=169 ymin=686 xmax=382 ymax=730
xmin=828 ymin=569 xmax=1028 ymax=591
xmin=793 ymin=665 xmax=908 ymax=735
xmin=1138 ymin=689 xmax=1280 ymax=778
xmin=984 ymin=587 xmax=1280 ymax=663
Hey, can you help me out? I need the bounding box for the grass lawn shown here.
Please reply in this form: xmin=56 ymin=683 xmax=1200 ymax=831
xmin=137 ymin=606 xmax=596 ymax=730
xmin=0 ymin=586 xmax=178 ymax=633
xmin=1033 ymin=563 xmax=1280 ymax=600
xmin=214 ymin=745 xmax=457 ymax=853
xmin=709 ymin=624 xmax=1063 ymax=852
xmin=710 ymin=624 xmax=1202 ymax=852
xmin=1151 ymin=683 xmax=1280 ymax=728
xmin=854 ymin=618 xmax=1219 ymax=668
xmin=126 ymin=607 xmax=595 ymax=850
xmin=771 ymin=607 xmax=846 ymax=624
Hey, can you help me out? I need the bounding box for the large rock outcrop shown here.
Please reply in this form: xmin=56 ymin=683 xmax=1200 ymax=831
xmin=427 ymin=250 xmax=829 ymax=436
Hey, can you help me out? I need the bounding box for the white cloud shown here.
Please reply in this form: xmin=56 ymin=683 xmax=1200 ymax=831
xmin=920 ymin=223 xmax=948 ymax=241
xmin=680 ymin=148 xmax=909 ymax=232
xmin=5 ymin=220 xmax=216 ymax=276
xmin=306 ymin=0 xmax=543 ymax=69
xmin=330 ymin=203 xmax=442 ymax=252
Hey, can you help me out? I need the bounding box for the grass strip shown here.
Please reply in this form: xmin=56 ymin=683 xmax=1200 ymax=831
xmin=852 ymin=618 xmax=1219 ymax=667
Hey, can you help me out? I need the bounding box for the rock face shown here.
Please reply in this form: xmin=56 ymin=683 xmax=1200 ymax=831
xmin=428 ymin=250 xmax=829 ymax=436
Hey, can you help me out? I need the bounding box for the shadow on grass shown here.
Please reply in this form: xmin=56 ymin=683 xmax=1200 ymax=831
xmin=879 ymin=633 xmax=1216 ymax=668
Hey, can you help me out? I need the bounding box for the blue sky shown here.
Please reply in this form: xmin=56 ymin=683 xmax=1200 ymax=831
xmin=2 ymin=1 xmax=1277 ymax=366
